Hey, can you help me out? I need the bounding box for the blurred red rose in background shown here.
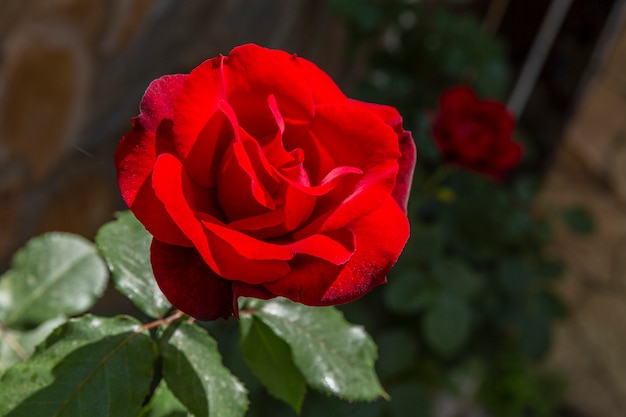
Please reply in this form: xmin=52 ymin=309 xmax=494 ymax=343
xmin=116 ymin=44 xmax=416 ymax=321
xmin=431 ymin=86 xmax=522 ymax=180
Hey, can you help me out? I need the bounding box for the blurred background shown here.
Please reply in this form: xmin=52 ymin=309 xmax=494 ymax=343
xmin=1 ymin=0 xmax=625 ymax=416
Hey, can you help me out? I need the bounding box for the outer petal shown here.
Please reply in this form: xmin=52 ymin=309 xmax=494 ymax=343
xmin=322 ymin=198 xmax=409 ymax=303
xmin=348 ymin=100 xmax=404 ymax=133
xmin=393 ymin=130 xmax=417 ymax=213
xmin=151 ymin=239 xmax=234 ymax=321
xmin=223 ymin=44 xmax=315 ymax=128
xmin=173 ymin=55 xmax=227 ymax=161
xmin=117 ymin=74 xmax=187 ymax=207
xmin=138 ymin=74 xmax=188 ymax=131
xmin=263 ymin=197 xmax=410 ymax=305
xmin=295 ymin=56 xmax=347 ymax=105
xmin=116 ymin=74 xmax=190 ymax=246
xmin=439 ymin=86 xmax=476 ymax=117
xmin=349 ymin=100 xmax=416 ymax=212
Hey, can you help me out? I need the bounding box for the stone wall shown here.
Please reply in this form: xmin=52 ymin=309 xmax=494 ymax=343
xmin=541 ymin=5 xmax=626 ymax=417
xmin=0 ymin=0 xmax=346 ymax=269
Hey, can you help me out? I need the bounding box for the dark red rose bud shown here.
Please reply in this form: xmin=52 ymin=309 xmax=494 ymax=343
xmin=431 ymin=86 xmax=522 ymax=180
xmin=116 ymin=44 xmax=416 ymax=320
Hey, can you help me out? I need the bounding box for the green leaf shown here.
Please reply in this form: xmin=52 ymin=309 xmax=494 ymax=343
xmin=140 ymin=381 xmax=191 ymax=417
xmin=0 ymin=233 xmax=108 ymax=327
xmin=0 ymin=315 xmax=155 ymax=417
xmin=240 ymin=315 xmax=306 ymax=412
xmin=0 ymin=317 xmax=65 ymax=374
xmin=384 ymin=270 xmax=432 ymax=314
xmin=387 ymin=382 xmax=430 ymax=417
xmin=423 ymin=295 xmax=473 ymax=356
xmin=431 ymin=259 xmax=484 ymax=299
xmin=158 ymin=321 xmax=248 ymax=417
xmin=496 ymin=258 xmax=532 ymax=295
xmin=96 ymin=211 xmax=171 ymax=318
xmin=520 ymin=314 xmax=550 ymax=360
xmin=244 ymin=297 xmax=385 ymax=401
xmin=562 ymin=206 xmax=595 ymax=236
xmin=376 ymin=329 xmax=418 ymax=379
xmin=411 ymin=223 xmax=446 ymax=262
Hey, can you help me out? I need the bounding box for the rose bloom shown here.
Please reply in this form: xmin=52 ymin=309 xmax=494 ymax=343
xmin=431 ymin=86 xmax=522 ymax=180
xmin=116 ymin=44 xmax=416 ymax=320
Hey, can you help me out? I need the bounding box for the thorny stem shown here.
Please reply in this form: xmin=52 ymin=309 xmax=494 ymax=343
xmin=0 ymin=323 xmax=28 ymax=361
xmin=140 ymin=310 xmax=186 ymax=331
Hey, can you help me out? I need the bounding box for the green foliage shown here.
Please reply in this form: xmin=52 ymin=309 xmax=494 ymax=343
xmin=242 ymin=298 xmax=386 ymax=402
xmin=0 ymin=317 xmax=65 ymax=374
xmin=0 ymin=213 xmax=389 ymax=416
xmin=158 ymin=321 xmax=248 ymax=417
xmin=96 ymin=211 xmax=171 ymax=318
xmin=329 ymin=0 xmax=511 ymax=116
xmin=140 ymin=381 xmax=191 ymax=417
xmin=0 ymin=233 xmax=108 ymax=328
xmin=372 ymin=171 xmax=568 ymax=415
xmin=423 ymin=294 xmax=473 ymax=357
xmin=320 ymin=1 xmax=584 ymax=416
xmin=0 ymin=315 xmax=156 ymax=417
xmin=240 ymin=315 xmax=306 ymax=413
xmin=477 ymin=351 xmax=566 ymax=417
xmin=562 ymin=206 xmax=595 ymax=236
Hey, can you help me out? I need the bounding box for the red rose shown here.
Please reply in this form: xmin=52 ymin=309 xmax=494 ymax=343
xmin=431 ymin=86 xmax=522 ymax=180
xmin=116 ymin=44 xmax=416 ymax=320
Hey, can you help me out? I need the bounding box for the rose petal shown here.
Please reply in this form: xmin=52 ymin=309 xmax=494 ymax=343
xmin=138 ymin=75 xmax=188 ymax=132
xmin=240 ymin=128 xmax=281 ymax=192
xmin=223 ymin=44 xmax=315 ymax=127
xmin=153 ymin=153 xmax=291 ymax=283
xmin=281 ymin=182 xmax=316 ymax=232
xmin=349 ymin=100 xmax=403 ymax=133
xmin=295 ymin=104 xmax=400 ymax=235
xmin=217 ymin=139 xmax=276 ymax=221
xmin=183 ymin=102 xmax=237 ymax=188
xmin=151 ymin=239 xmax=234 ymax=321
xmin=347 ymin=100 xmax=416 ymax=211
xmin=492 ymin=141 xmax=523 ymax=170
xmin=231 ymin=281 xmax=276 ymax=318
xmin=321 ymin=198 xmax=409 ymax=303
xmin=116 ymin=74 xmax=190 ymax=246
xmin=263 ymin=197 xmax=408 ymax=305
xmin=440 ymin=86 xmax=476 ymax=116
xmin=200 ymin=215 xmax=354 ymax=267
xmin=295 ymin=56 xmax=347 ymax=105
xmin=228 ymin=209 xmax=288 ymax=238
xmin=393 ymin=130 xmax=416 ymax=213
xmin=173 ymin=55 xmax=227 ymax=160
xmin=152 ymin=153 xmax=221 ymax=271
xmin=281 ymin=129 xmax=337 ymax=185
xmin=117 ymin=75 xmax=186 ymax=206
